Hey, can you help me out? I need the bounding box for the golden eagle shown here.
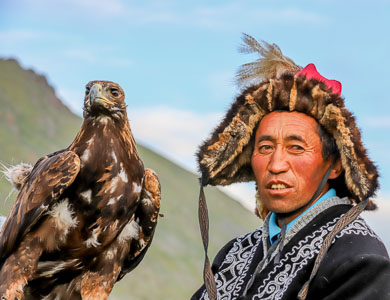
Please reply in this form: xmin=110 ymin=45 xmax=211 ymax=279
xmin=0 ymin=81 xmax=161 ymax=300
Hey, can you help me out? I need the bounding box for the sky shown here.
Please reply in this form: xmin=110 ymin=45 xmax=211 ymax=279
xmin=1 ymin=0 xmax=390 ymax=246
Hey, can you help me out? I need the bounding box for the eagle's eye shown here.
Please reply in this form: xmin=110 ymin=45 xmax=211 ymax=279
xmin=110 ymin=88 xmax=120 ymax=98
xmin=85 ymin=87 xmax=91 ymax=96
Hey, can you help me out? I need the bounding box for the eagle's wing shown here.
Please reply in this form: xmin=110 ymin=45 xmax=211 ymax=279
xmin=0 ymin=150 xmax=80 ymax=263
xmin=117 ymin=168 xmax=161 ymax=280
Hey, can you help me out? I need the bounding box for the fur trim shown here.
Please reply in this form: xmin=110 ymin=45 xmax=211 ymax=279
xmin=197 ymin=73 xmax=379 ymax=215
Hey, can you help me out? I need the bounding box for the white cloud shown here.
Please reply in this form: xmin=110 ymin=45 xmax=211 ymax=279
xmin=56 ymin=87 xmax=84 ymax=115
xmin=191 ymin=5 xmax=329 ymax=29
xmin=105 ymin=57 xmax=133 ymax=68
xmin=15 ymin=0 xmax=177 ymax=24
xmin=0 ymin=29 xmax=41 ymax=41
xmin=131 ymin=9 xmax=180 ymax=24
xmin=13 ymin=1 xmax=328 ymax=29
xmin=254 ymin=8 xmax=329 ymax=24
xmin=20 ymin=0 xmax=127 ymax=16
xmin=360 ymin=116 xmax=390 ymax=129
xmin=206 ymin=70 xmax=237 ymax=100
xmin=219 ymin=183 xmax=256 ymax=212
xmin=0 ymin=29 xmax=59 ymax=45
xmin=362 ymin=195 xmax=390 ymax=251
xmin=66 ymin=0 xmax=126 ymax=15
xmin=63 ymin=49 xmax=98 ymax=64
xmin=61 ymin=47 xmax=132 ymax=68
xmin=128 ymin=106 xmax=223 ymax=171
xmin=128 ymin=106 xmax=257 ymax=212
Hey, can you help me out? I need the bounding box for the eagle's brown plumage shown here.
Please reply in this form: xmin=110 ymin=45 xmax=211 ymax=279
xmin=0 ymin=81 xmax=161 ymax=300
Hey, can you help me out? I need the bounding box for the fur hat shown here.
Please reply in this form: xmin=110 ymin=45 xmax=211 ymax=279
xmin=197 ymin=34 xmax=379 ymax=218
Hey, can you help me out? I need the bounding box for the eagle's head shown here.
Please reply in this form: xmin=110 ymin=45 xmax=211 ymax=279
xmin=83 ymin=80 xmax=126 ymax=120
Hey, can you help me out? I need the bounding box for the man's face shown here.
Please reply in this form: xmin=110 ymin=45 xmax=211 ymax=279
xmin=251 ymin=111 xmax=334 ymax=218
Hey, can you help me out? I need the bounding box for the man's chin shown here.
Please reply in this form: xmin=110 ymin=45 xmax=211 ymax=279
xmin=263 ymin=199 xmax=299 ymax=215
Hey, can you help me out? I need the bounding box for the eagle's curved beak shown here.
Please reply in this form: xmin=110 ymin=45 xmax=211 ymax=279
xmin=89 ymin=84 xmax=114 ymax=106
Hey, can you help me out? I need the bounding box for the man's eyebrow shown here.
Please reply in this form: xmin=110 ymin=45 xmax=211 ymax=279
xmin=256 ymin=135 xmax=275 ymax=143
xmin=285 ymin=135 xmax=307 ymax=144
xmin=256 ymin=135 xmax=308 ymax=144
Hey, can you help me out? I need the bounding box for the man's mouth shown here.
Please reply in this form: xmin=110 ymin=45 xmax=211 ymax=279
xmin=266 ymin=181 xmax=292 ymax=192
xmin=270 ymin=183 xmax=288 ymax=190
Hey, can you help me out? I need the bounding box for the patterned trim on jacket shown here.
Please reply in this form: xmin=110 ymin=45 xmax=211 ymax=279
xmin=198 ymin=197 xmax=382 ymax=300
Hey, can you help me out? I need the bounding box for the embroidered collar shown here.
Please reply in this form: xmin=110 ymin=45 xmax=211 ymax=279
xmin=268 ymin=189 xmax=337 ymax=245
xmin=262 ymin=195 xmax=350 ymax=259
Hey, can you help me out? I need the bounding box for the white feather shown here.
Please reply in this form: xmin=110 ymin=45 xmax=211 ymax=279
xmin=112 ymin=151 xmax=118 ymax=163
xmin=118 ymin=219 xmax=139 ymax=243
xmin=48 ymin=199 xmax=78 ymax=235
xmin=132 ymin=182 xmax=142 ymax=194
xmin=85 ymin=227 xmax=101 ymax=248
xmin=109 ymin=176 xmax=120 ymax=193
xmin=80 ymin=149 xmax=90 ymax=164
xmin=0 ymin=215 xmax=6 ymax=233
xmin=105 ymin=248 xmax=117 ymax=260
xmin=80 ymin=189 xmax=92 ymax=203
xmin=1 ymin=162 xmax=33 ymax=190
xmin=141 ymin=197 xmax=152 ymax=206
xmin=118 ymin=168 xmax=128 ymax=183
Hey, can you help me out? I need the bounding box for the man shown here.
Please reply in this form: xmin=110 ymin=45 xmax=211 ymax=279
xmin=192 ymin=34 xmax=390 ymax=300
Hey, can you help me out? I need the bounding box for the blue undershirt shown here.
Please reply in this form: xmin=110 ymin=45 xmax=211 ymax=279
xmin=269 ymin=188 xmax=336 ymax=245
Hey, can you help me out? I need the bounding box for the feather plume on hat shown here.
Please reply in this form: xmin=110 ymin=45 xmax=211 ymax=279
xmin=236 ymin=33 xmax=301 ymax=86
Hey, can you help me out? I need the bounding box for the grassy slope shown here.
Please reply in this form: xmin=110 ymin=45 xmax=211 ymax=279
xmin=0 ymin=58 xmax=82 ymax=214
xmin=0 ymin=58 xmax=261 ymax=299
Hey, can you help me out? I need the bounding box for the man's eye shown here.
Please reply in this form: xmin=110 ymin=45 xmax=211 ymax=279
xmin=289 ymin=145 xmax=304 ymax=152
xmin=258 ymin=145 xmax=273 ymax=154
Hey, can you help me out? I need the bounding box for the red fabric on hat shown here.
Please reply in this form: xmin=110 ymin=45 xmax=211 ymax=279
xmin=296 ymin=63 xmax=342 ymax=96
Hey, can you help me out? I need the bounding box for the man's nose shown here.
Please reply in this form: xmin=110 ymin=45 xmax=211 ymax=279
xmin=268 ymin=147 xmax=289 ymax=174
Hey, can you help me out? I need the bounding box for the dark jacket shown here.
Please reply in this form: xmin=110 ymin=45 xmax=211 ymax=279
xmin=192 ymin=197 xmax=390 ymax=300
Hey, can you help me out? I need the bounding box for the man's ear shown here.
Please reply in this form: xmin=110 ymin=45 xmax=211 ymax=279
xmin=329 ymin=158 xmax=343 ymax=179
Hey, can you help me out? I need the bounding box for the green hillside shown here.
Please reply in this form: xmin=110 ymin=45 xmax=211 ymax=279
xmin=0 ymin=58 xmax=82 ymax=213
xmin=0 ymin=58 xmax=261 ymax=299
